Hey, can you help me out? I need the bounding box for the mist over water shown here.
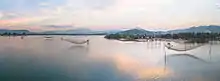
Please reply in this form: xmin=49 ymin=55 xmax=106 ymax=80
xmin=0 ymin=36 xmax=220 ymax=81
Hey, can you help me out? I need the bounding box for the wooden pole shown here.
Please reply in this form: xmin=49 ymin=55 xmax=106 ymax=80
xmin=163 ymin=42 xmax=167 ymax=71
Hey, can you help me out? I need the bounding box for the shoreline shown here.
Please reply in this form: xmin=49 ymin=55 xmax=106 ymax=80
xmin=106 ymin=38 xmax=220 ymax=43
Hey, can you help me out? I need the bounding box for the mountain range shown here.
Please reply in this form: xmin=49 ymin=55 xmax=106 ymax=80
xmin=118 ymin=25 xmax=220 ymax=35
xmin=168 ymin=25 xmax=220 ymax=34
xmin=42 ymin=28 xmax=121 ymax=35
xmin=0 ymin=25 xmax=220 ymax=35
xmin=0 ymin=29 xmax=30 ymax=34
xmin=105 ymin=25 xmax=220 ymax=38
xmin=117 ymin=28 xmax=154 ymax=36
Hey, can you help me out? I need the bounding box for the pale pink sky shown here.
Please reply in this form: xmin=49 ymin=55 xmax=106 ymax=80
xmin=0 ymin=0 xmax=220 ymax=31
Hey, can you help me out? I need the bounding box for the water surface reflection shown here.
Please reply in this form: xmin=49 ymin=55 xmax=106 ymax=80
xmin=0 ymin=36 xmax=219 ymax=81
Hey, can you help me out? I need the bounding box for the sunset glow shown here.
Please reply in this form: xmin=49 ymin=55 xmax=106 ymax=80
xmin=0 ymin=0 xmax=220 ymax=31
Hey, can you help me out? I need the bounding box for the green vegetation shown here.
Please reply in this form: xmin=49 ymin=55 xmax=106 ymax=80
xmin=105 ymin=34 xmax=153 ymax=40
xmin=104 ymin=28 xmax=154 ymax=40
xmin=105 ymin=25 xmax=220 ymax=43
xmin=105 ymin=32 xmax=220 ymax=43
xmin=0 ymin=32 xmax=27 ymax=36
xmin=160 ymin=33 xmax=220 ymax=43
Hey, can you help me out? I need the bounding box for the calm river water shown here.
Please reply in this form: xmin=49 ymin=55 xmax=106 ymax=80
xmin=0 ymin=36 xmax=220 ymax=81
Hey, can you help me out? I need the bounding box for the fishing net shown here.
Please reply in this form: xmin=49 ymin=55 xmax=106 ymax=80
xmin=165 ymin=43 xmax=205 ymax=51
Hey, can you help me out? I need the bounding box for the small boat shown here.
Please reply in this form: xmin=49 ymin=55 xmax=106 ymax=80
xmin=44 ymin=36 xmax=54 ymax=40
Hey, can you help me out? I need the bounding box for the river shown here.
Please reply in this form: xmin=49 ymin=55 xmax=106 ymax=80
xmin=0 ymin=36 xmax=219 ymax=81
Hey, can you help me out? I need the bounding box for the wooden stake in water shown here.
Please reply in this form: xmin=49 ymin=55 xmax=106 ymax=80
xmin=163 ymin=42 xmax=167 ymax=71
xmin=209 ymin=39 xmax=212 ymax=61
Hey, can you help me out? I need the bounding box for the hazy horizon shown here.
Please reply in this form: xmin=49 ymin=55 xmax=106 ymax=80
xmin=0 ymin=0 xmax=220 ymax=31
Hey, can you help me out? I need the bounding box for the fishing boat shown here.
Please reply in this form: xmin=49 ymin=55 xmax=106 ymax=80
xmin=44 ymin=36 xmax=54 ymax=40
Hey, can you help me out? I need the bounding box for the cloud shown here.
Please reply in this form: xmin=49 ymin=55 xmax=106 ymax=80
xmin=0 ymin=15 xmax=50 ymax=26
xmin=0 ymin=0 xmax=220 ymax=31
xmin=42 ymin=25 xmax=73 ymax=28
xmin=216 ymin=3 xmax=220 ymax=8
xmin=0 ymin=12 xmax=22 ymax=20
xmin=0 ymin=12 xmax=3 ymax=19
xmin=83 ymin=0 xmax=115 ymax=9
xmin=39 ymin=2 xmax=50 ymax=7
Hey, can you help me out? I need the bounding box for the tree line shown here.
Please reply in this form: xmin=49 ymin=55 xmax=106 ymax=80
xmin=105 ymin=32 xmax=220 ymax=43
xmin=0 ymin=32 xmax=27 ymax=36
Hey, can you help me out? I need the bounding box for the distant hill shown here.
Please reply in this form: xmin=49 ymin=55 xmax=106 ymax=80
xmin=42 ymin=28 xmax=122 ymax=35
xmin=104 ymin=28 xmax=154 ymax=39
xmin=117 ymin=28 xmax=154 ymax=36
xmin=1 ymin=25 xmax=219 ymax=36
xmin=42 ymin=25 xmax=73 ymax=28
xmin=168 ymin=25 xmax=220 ymax=34
xmin=104 ymin=30 xmax=122 ymax=34
xmin=0 ymin=29 xmax=30 ymax=34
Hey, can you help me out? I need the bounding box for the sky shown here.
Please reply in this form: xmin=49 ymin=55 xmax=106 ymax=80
xmin=0 ymin=0 xmax=220 ymax=31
